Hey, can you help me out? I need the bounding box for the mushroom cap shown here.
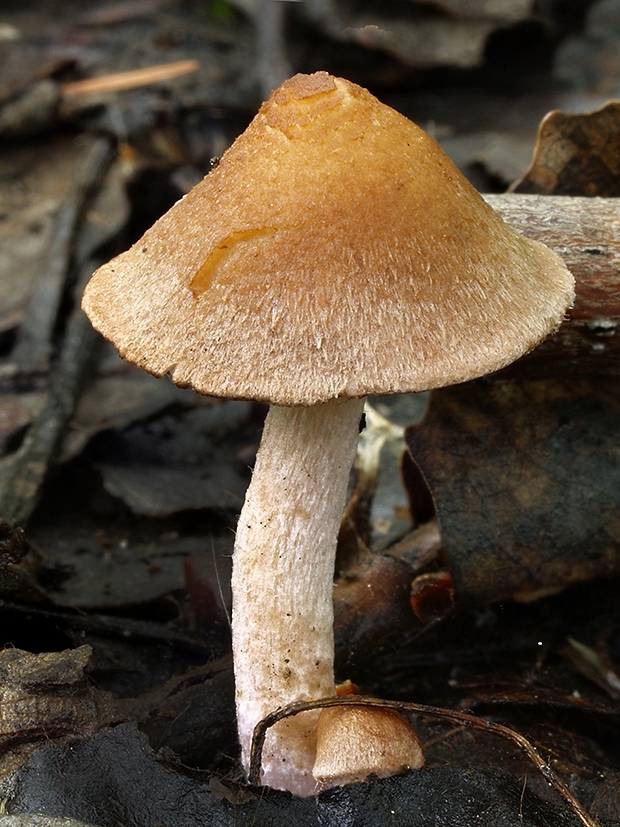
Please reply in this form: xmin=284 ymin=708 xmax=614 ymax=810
xmin=82 ymin=72 xmax=574 ymax=406
xmin=312 ymin=705 xmax=425 ymax=787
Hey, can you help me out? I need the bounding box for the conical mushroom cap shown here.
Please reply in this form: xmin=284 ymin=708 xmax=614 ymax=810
xmin=82 ymin=72 xmax=574 ymax=406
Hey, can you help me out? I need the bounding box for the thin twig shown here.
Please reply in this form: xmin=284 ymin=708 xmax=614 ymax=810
xmin=0 ymin=599 xmax=214 ymax=653
xmin=62 ymin=60 xmax=200 ymax=98
xmin=250 ymin=695 xmax=599 ymax=827
xmin=11 ymin=137 xmax=114 ymax=376
xmin=0 ymin=259 xmax=103 ymax=527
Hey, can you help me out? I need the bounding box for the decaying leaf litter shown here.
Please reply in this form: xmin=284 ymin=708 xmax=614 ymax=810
xmin=0 ymin=0 xmax=620 ymax=825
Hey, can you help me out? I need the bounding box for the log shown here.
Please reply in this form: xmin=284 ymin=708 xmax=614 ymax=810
xmin=485 ymin=194 xmax=620 ymax=376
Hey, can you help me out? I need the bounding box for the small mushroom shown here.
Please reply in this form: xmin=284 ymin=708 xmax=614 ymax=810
xmin=313 ymin=682 xmax=425 ymax=788
xmin=82 ymin=72 xmax=574 ymax=796
xmin=313 ymin=705 xmax=425 ymax=788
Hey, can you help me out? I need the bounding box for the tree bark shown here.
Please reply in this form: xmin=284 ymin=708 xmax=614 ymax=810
xmin=486 ymin=194 xmax=620 ymax=376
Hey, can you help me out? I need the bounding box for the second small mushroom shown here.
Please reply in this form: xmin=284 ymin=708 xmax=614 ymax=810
xmin=82 ymin=72 xmax=574 ymax=796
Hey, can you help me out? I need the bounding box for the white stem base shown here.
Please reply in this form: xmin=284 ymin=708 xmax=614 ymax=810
xmin=232 ymin=396 xmax=365 ymax=796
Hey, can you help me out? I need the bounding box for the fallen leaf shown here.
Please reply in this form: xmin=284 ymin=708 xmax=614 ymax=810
xmin=405 ymin=377 xmax=620 ymax=604
xmin=510 ymin=100 xmax=620 ymax=195
xmin=0 ymin=645 xmax=115 ymax=784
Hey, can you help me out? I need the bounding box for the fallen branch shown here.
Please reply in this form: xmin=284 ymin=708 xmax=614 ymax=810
xmin=10 ymin=137 xmax=114 ymax=375
xmin=487 ymin=194 xmax=620 ymax=376
xmin=0 ymin=259 xmax=103 ymax=527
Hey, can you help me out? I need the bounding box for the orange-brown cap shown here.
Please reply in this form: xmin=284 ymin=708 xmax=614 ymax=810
xmin=82 ymin=72 xmax=574 ymax=406
xmin=312 ymin=705 xmax=425 ymax=786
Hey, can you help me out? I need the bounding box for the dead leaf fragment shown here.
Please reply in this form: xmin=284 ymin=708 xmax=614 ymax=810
xmin=410 ymin=571 xmax=455 ymax=623
xmin=62 ymin=371 xmax=203 ymax=462
xmin=405 ymin=377 xmax=620 ymax=604
xmin=0 ymin=79 xmax=60 ymax=138
xmin=0 ymin=646 xmax=115 ymax=783
xmin=561 ymin=637 xmax=620 ymax=701
xmin=511 ymin=100 xmax=620 ymax=195
xmin=0 ymin=521 xmax=31 ymax=568
xmin=0 ymin=142 xmax=83 ymax=333
xmin=334 ymin=553 xmax=414 ymax=674
xmin=99 ymin=463 xmax=246 ymax=516
xmin=347 ymin=18 xmax=496 ymax=69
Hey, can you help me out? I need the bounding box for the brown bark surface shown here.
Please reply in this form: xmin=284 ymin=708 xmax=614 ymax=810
xmin=487 ymin=194 xmax=620 ymax=376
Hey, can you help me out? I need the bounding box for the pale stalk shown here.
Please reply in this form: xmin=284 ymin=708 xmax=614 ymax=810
xmin=231 ymin=396 xmax=365 ymax=795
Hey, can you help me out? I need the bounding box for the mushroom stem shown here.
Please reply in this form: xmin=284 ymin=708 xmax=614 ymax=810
xmin=232 ymin=396 xmax=365 ymax=795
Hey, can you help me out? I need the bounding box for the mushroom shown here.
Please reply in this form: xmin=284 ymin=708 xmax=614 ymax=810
xmin=313 ymin=705 xmax=425 ymax=788
xmin=312 ymin=681 xmax=425 ymax=789
xmin=81 ymin=72 xmax=574 ymax=796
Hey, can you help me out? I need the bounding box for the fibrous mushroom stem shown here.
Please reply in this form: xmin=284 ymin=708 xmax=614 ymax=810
xmin=232 ymin=396 xmax=365 ymax=796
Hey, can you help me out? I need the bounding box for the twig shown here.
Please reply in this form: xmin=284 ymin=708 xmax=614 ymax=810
xmin=11 ymin=137 xmax=114 ymax=376
xmin=0 ymin=599 xmax=215 ymax=653
xmin=61 ymin=60 xmax=200 ymax=98
xmin=0 ymin=259 xmax=102 ymax=527
xmin=250 ymin=695 xmax=599 ymax=827
xmin=0 ymin=136 xmax=118 ymax=525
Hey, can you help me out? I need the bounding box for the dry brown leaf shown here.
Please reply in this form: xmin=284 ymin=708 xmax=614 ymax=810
xmin=0 ymin=646 xmax=115 ymax=783
xmin=405 ymin=377 xmax=620 ymax=605
xmin=510 ymin=100 xmax=620 ymax=195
